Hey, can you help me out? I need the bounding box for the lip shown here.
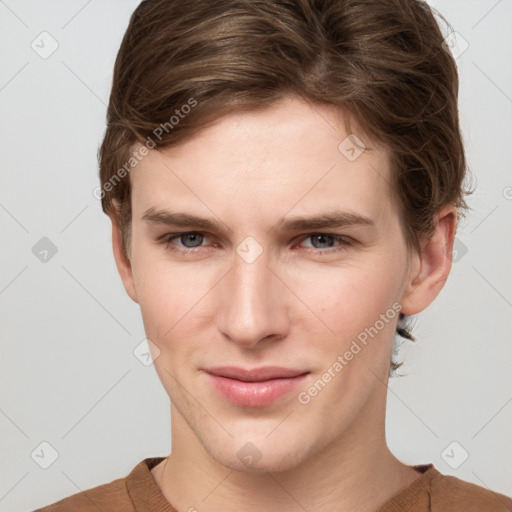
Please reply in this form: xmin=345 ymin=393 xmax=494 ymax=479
xmin=205 ymin=366 xmax=308 ymax=381
xmin=204 ymin=366 xmax=310 ymax=407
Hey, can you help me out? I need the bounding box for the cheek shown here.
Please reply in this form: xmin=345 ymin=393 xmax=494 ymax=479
xmin=291 ymin=257 xmax=404 ymax=337
xmin=131 ymin=247 xmax=220 ymax=345
xmin=131 ymin=228 xmax=408 ymax=356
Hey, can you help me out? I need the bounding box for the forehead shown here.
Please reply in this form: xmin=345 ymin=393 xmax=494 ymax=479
xmin=130 ymin=96 xmax=393 ymax=223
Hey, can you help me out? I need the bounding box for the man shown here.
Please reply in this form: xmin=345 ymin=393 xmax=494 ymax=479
xmin=36 ymin=0 xmax=512 ymax=510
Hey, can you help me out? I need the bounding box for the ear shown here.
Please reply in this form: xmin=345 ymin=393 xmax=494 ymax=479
xmin=400 ymin=205 xmax=457 ymax=315
xmin=111 ymin=210 xmax=138 ymax=304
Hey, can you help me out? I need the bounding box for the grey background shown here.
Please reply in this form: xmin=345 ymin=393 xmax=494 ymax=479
xmin=1 ymin=1 xmax=511 ymax=510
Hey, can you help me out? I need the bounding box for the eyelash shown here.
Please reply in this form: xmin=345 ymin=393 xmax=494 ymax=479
xmin=160 ymin=232 xmax=353 ymax=256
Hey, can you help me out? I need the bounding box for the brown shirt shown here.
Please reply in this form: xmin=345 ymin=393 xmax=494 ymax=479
xmin=34 ymin=457 xmax=512 ymax=511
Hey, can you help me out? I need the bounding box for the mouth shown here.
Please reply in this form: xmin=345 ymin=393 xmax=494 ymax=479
xmin=203 ymin=366 xmax=310 ymax=407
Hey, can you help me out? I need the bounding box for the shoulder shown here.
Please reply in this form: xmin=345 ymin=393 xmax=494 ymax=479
xmin=430 ymin=469 xmax=512 ymax=511
xmin=33 ymin=474 xmax=133 ymax=512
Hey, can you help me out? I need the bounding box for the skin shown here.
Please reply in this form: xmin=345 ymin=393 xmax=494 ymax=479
xmin=111 ymin=95 xmax=456 ymax=511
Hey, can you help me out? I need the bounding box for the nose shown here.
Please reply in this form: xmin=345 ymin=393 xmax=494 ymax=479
xmin=216 ymin=248 xmax=290 ymax=349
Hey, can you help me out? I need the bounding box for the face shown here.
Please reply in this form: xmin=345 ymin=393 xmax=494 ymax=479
xmin=113 ymin=95 xmax=446 ymax=474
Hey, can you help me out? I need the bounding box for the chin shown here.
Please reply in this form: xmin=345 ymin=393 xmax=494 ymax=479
xmin=205 ymin=437 xmax=312 ymax=474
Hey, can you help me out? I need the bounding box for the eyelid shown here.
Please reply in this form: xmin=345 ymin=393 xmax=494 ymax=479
xmin=295 ymin=233 xmax=353 ymax=250
xmin=160 ymin=231 xmax=354 ymax=254
xmin=161 ymin=231 xmax=215 ymax=248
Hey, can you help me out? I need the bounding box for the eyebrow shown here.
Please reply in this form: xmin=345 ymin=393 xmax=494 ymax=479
xmin=141 ymin=208 xmax=375 ymax=235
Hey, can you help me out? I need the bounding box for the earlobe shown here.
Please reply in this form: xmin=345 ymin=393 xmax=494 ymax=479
xmin=400 ymin=206 xmax=457 ymax=316
xmin=111 ymin=217 xmax=138 ymax=304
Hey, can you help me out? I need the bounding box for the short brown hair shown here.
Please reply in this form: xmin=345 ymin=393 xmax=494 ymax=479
xmin=98 ymin=0 xmax=471 ymax=374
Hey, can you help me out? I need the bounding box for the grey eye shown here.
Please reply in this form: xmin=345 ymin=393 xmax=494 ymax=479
xmin=178 ymin=233 xmax=204 ymax=248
